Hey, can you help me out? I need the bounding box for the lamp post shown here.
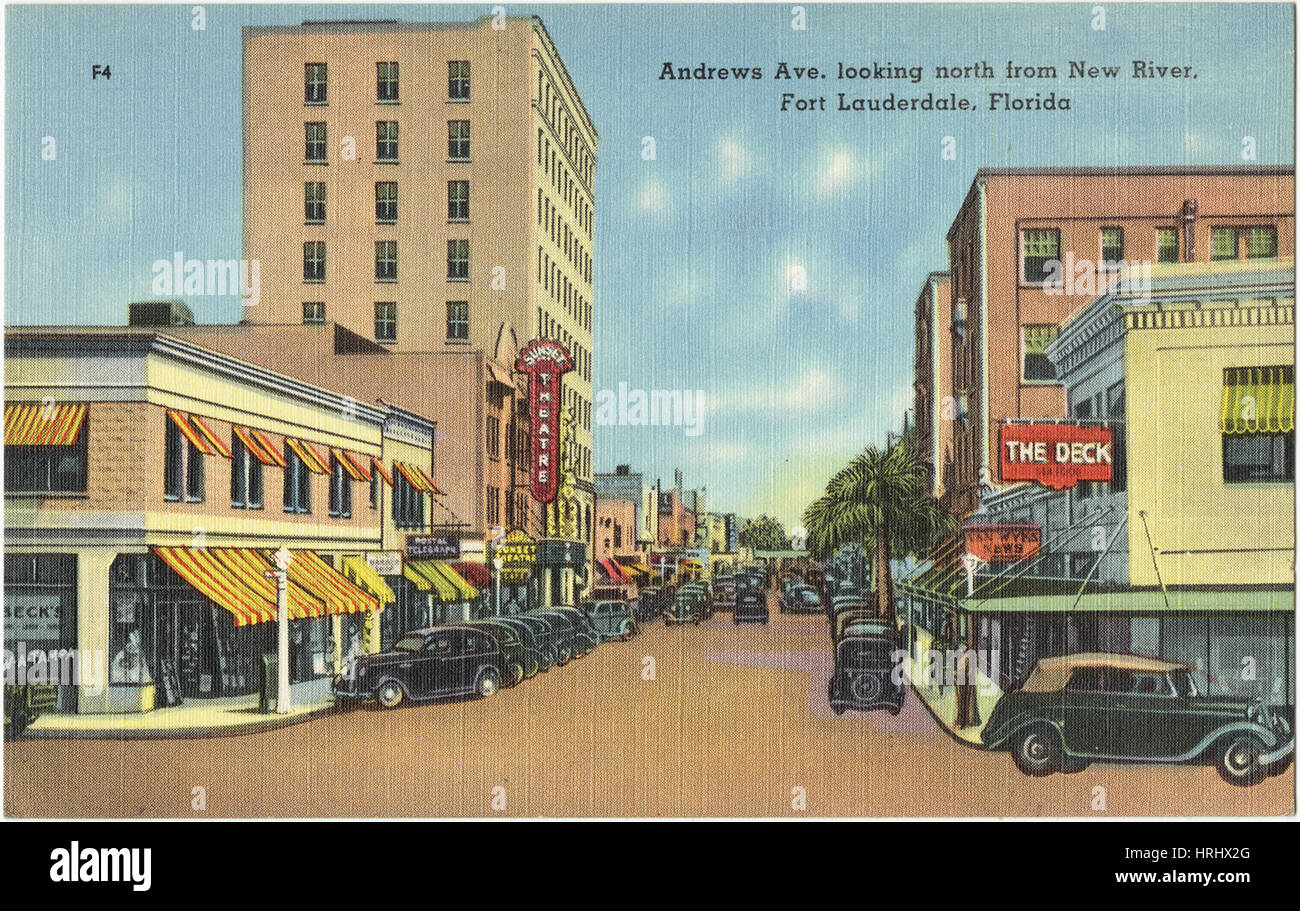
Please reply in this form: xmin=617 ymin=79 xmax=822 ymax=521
xmin=272 ymin=545 xmax=293 ymax=714
xmin=493 ymin=557 xmax=503 ymax=616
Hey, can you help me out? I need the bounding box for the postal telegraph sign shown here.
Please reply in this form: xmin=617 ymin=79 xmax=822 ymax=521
xmin=405 ymin=534 xmax=460 ymax=560
xmin=999 ymin=422 xmax=1113 ymax=490
xmin=516 ymin=338 xmax=574 ymax=503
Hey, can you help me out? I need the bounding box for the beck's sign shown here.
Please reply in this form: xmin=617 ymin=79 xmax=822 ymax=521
xmin=516 ymin=338 xmax=574 ymax=503
xmin=964 ymin=524 xmax=1041 ymax=563
xmin=999 ymin=422 xmax=1113 ymax=490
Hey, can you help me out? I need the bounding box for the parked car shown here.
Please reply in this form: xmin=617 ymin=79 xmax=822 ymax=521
xmin=460 ymin=619 xmax=539 ymax=683
xmin=828 ymin=596 xmax=871 ymax=628
xmin=664 ymin=590 xmax=705 ymax=625
xmin=714 ymin=579 xmax=738 ymax=610
xmin=733 ymin=590 xmax=769 ymax=625
xmin=636 ymin=587 xmax=665 ymax=623
xmin=981 ymin=653 xmax=1296 ymax=786
xmin=335 ymin=626 xmax=507 ymax=708
xmin=828 ymin=619 xmax=905 ymax=715
xmin=833 ymin=608 xmax=878 ymax=642
xmin=503 ymin=614 xmax=558 ymax=671
xmin=525 ymin=611 xmax=577 ymax=665
xmin=585 ymin=600 xmax=638 ymax=642
xmin=539 ymin=607 xmax=599 ymax=658
xmin=678 ymin=582 xmax=714 ymax=619
xmin=780 ymin=585 xmax=822 ymax=614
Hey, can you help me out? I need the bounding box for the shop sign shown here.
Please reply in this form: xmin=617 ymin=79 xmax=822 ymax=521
xmin=999 ymin=422 xmax=1113 ymax=490
xmin=365 ymin=551 xmax=403 ymax=576
xmin=516 ymin=338 xmax=574 ymax=503
xmin=4 ymin=592 xmax=61 ymax=641
xmin=498 ymin=529 xmax=537 ymax=583
xmin=964 ymin=524 xmax=1042 ymax=563
xmin=537 ymin=538 xmax=587 ymax=567
xmin=406 ymin=534 xmax=461 ymax=560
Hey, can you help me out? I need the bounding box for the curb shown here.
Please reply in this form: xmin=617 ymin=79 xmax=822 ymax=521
xmin=12 ymin=702 xmax=344 ymax=741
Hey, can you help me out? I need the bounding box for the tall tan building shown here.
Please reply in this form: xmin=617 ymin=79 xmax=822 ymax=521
xmin=242 ymin=16 xmax=597 ymax=593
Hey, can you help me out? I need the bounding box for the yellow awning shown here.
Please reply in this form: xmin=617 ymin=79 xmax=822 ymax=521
xmin=405 ymin=560 xmax=459 ymax=602
xmin=1222 ymin=365 xmax=1295 ymax=434
xmin=4 ymin=403 xmax=87 ymax=446
xmin=430 ymin=561 xmax=479 ymax=600
xmin=343 ymin=556 xmax=395 ymax=605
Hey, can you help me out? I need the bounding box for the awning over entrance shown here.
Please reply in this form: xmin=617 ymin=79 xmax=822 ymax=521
xmin=404 ymin=560 xmax=458 ymax=602
xmin=598 ymin=558 xmax=631 ymax=582
xmin=285 ymin=550 xmax=379 ymax=615
xmin=1222 ymin=365 xmax=1295 ymax=434
xmin=432 ymin=561 xmax=479 ymax=600
xmin=615 ymin=557 xmax=655 ymax=580
xmin=342 ymin=556 xmax=396 ymax=605
xmin=5 ymin=402 xmax=88 ymax=446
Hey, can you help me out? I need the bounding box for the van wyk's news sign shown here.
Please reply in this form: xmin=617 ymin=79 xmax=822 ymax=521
xmin=999 ymin=422 xmax=1113 ymax=490
xmin=963 ymin=524 xmax=1042 ymax=563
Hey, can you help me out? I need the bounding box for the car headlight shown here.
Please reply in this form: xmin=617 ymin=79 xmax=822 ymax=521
xmin=1247 ymin=702 xmax=1269 ymax=726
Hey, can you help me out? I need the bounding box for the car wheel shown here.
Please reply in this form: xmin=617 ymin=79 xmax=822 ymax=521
xmin=375 ymin=680 xmax=405 ymax=709
xmin=475 ymin=669 xmax=501 ymax=698
xmin=1011 ymin=726 xmax=1064 ymax=777
xmin=1216 ymin=734 xmax=1266 ymax=787
xmin=509 ymin=663 xmax=524 ymax=686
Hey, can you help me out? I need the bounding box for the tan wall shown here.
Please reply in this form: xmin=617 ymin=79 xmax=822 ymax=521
xmin=595 ymin=498 xmax=636 ymax=560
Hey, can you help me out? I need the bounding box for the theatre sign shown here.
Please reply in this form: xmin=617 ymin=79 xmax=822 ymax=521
xmin=516 ymin=338 xmax=574 ymax=504
xmin=999 ymin=422 xmax=1113 ymax=490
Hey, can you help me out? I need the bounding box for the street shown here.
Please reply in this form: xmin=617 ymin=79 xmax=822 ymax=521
xmin=5 ymin=592 xmax=1293 ymax=818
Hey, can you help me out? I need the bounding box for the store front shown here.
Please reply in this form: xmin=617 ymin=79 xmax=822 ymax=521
xmin=4 ymin=553 xmax=79 ymax=713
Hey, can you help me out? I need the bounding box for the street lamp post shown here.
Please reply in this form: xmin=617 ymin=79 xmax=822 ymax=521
xmin=493 ymin=557 xmax=503 ymax=616
xmin=272 ymin=545 xmax=293 ymax=714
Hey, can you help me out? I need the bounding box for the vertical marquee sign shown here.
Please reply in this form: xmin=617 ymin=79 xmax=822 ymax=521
xmin=516 ymin=338 xmax=574 ymax=504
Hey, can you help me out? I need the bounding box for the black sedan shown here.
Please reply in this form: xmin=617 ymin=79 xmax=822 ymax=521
xmin=733 ymin=591 xmax=769 ymax=625
xmin=828 ymin=621 xmax=905 ymax=715
xmin=335 ymin=627 xmax=507 ymax=708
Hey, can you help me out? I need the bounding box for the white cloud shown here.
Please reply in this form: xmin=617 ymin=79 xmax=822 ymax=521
xmin=718 ymin=137 xmax=757 ymax=182
xmin=635 ymin=177 xmax=668 ymax=213
xmin=712 ymin=365 xmax=842 ymax=416
xmin=817 ymin=147 xmax=860 ymax=197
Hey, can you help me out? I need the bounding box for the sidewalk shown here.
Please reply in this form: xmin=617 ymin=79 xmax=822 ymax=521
xmin=19 ymin=683 xmax=338 ymax=739
xmin=903 ymin=626 xmax=1004 ymax=747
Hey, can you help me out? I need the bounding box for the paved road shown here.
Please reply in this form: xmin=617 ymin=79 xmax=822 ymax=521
xmin=5 ymin=600 xmax=1293 ymax=817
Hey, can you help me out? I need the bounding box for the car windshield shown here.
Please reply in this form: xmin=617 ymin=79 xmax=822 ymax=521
xmin=840 ymin=639 xmax=894 ymax=668
xmin=1171 ymin=670 xmax=1200 ymax=698
xmin=392 ymin=635 xmax=425 ymax=652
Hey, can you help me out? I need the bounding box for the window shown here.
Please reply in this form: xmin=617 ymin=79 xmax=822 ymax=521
xmin=164 ymin=417 xmax=205 ymax=503
xmin=1211 ymin=227 xmax=1238 ymax=261
xmin=302 ymin=301 xmax=325 ymax=324
xmin=5 ymin=430 xmax=87 ymax=494
xmin=376 ymin=121 xmax=398 ymax=162
xmin=375 ymin=240 xmax=397 ymax=282
xmin=304 ymin=181 xmax=325 ymax=224
xmin=1106 ymin=381 xmax=1127 ymax=493
xmin=1100 ymin=227 xmax=1124 ymax=267
xmin=231 ymin=435 xmax=264 ymax=509
xmin=303 ymin=241 xmax=325 ymax=282
xmin=329 ymin=455 xmax=352 ymax=518
xmin=448 ymin=180 xmax=469 ymax=221
xmin=447 ymin=240 xmax=469 ymax=280
xmin=1223 ymin=366 xmax=1295 ymax=483
xmin=393 ymin=469 xmax=424 ymax=529
xmin=1247 ymin=226 xmax=1278 ymax=260
xmin=448 ymin=60 xmax=470 ymax=100
xmin=370 ymin=477 xmax=380 ymax=511
xmin=376 ymin=181 xmax=397 ymax=223
xmin=305 ymin=63 xmax=328 ymax=104
xmin=446 ymin=301 xmax=468 ymax=340
xmin=1157 ymin=227 xmax=1180 ymax=263
xmin=374 ymin=302 xmax=396 ymax=343
xmin=1021 ymin=228 xmax=1060 ymax=283
xmin=283 ymin=445 xmax=311 ymax=513
xmin=448 ymin=120 xmax=470 ymax=159
xmin=376 ymin=61 xmax=399 ymax=102
xmin=305 ymin=122 xmax=327 ymax=163
xmin=1224 ymin=434 xmax=1294 ymax=483
xmin=1022 ymin=324 xmax=1059 ymax=383
xmin=486 ymin=415 xmax=500 ymax=458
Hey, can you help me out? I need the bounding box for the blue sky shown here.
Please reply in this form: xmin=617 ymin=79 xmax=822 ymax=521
xmin=5 ymin=2 xmax=1295 ymax=527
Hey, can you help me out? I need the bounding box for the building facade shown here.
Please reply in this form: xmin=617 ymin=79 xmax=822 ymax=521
xmin=913 ymin=271 xmax=952 ymax=498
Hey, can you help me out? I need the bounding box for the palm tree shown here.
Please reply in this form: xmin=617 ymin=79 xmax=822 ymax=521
xmin=803 ymin=434 xmax=953 ymax=624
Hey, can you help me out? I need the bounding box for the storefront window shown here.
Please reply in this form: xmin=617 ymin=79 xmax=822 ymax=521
xmin=4 ymin=554 xmax=78 ymax=711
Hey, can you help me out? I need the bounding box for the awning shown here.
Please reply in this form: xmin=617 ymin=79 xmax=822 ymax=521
xmin=151 ymin=546 xmax=324 ymax=626
xmin=598 ymin=558 xmax=630 ymax=582
xmin=282 ymin=550 xmax=378 ymax=616
xmin=395 ymin=461 xmax=441 ymax=494
xmin=451 ymin=561 xmax=489 ymax=589
xmin=167 ymin=410 xmax=214 ymax=455
xmin=190 ymin=415 xmax=232 ymax=458
xmin=1222 ymin=365 xmax=1295 ymax=434
xmin=252 ymin=429 xmax=287 ymax=466
xmin=371 ymin=457 xmax=394 ymax=486
xmin=332 ymin=448 xmax=373 ymax=482
xmin=286 ymin=437 xmax=330 ymax=473
xmin=404 ymin=560 xmax=459 ymax=602
xmin=4 ymin=403 xmax=87 ymax=446
xmin=614 ymin=557 xmax=654 ymax=580
xmin=342 ymin=556 xmax=396 ymax=605
xmin=430 ymin=561 xmax=479 ymax=600
xmin=486 ymin=360 xmax=514 ymax=388
xmin=234 ymin=426 xmax=280 ymax=466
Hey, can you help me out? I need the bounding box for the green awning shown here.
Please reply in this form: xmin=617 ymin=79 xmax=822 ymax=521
xmin=429 ymin=561 xmax=479 ymax=601
xmin=959 ymin=587 xmax=1294 ymax=614
xmin=404 ymin=561 xmax=458 ymax=602
xmin=1222 ymin=365 xmax=1294 ymax=434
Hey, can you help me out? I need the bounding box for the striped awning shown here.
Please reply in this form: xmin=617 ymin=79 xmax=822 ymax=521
xmin=152 ymin=546 xmax=323 ymax=626
xmin=395 ymin=461 xmax=441 ymax=494
xmin=371 ymin=457 xmax=394 ymax=487
xmin=286 ymin=437 xmax=330 ymax=473
xmin=279 ymin=550 xmax=378 ymax=616
xmin=190 ymin=415 xmax=232 ymax=458
xmin=430 ymin=561 xmax=479 ymax=600
xmin=403 ymin=561 xmax=458 ymax=602
xmin=5 ymin=403 xmax=87 ymax=446
xmin=167 ymin=410 xmax=214 ymax=455
xmin=332 ymin=448 xmax=372 ymax=482
xmin=342 ymin=556 xmax=395 ymax=605
xmin=1222 ymin=366 xmax=1295 ymax=434
xmin=234 ymin=426 xmax=281 ymax=466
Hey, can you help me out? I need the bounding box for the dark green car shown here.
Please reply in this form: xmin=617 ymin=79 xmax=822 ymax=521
xmin=664 ymin=590 xmax=704 ymax=625
xmin=982 ymin=653 xmax=1295 ymax=787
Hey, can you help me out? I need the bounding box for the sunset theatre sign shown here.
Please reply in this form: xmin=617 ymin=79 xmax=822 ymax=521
xmin=516 ymin=338 xmax=574 ymax=504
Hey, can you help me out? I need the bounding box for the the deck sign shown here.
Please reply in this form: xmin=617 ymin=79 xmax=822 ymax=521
xmin=516 ymin=338 xmax=574 ymax=504
xmin=999 ymin=422 xmax=1113 ymax=490
xmin=963 ymin=524 xmax=1042 ymax=563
